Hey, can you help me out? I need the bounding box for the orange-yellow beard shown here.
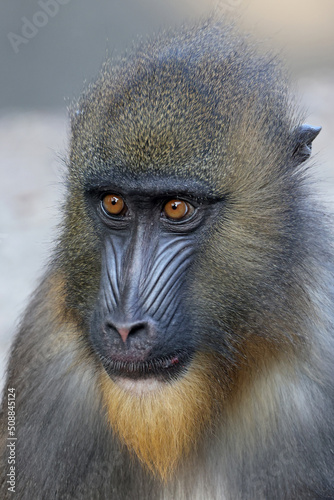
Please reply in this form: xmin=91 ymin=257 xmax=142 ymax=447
xmin=99 ymin=352 xmax=224 ymax=481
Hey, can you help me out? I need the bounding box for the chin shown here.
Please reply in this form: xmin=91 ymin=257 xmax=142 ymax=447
xmin=113 ymin=376 xmax=168 ymax=395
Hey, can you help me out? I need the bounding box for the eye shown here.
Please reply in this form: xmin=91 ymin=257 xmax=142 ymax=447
xmin=163 ymin=199 xmax=194 ymax=221
xmin=101 ymin=194 xmax=127 ymax=216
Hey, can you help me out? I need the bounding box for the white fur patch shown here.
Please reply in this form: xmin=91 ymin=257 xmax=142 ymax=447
xmin=114 ymin=376 xmax=167 ymax=395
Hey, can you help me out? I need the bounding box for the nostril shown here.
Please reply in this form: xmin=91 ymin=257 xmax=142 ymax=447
xmin=105 ymin=320 xmax=152 ymax=344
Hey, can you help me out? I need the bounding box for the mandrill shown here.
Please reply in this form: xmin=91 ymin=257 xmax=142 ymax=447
xmin=0 ymin=19 xmax=333 ymax=500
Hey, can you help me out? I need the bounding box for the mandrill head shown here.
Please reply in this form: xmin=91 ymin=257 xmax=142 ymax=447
xmin=58 ymin=20 xmax=321 ymax=479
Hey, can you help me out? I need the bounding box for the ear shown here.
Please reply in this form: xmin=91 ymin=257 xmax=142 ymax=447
xmin=292 ymin=124 xmax=322 ymax=164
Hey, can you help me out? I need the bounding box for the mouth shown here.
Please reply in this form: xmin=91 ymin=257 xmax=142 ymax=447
xmin=99 ymin=352 xmax=191 ymax=381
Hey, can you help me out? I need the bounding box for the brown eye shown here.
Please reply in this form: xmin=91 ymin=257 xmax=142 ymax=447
xmin=163 ymin=199 xmax=193 ymax=221
xmin=102 ymin=194 xmax=126 ymax=216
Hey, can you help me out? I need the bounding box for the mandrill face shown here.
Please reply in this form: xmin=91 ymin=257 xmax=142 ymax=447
xmin=88 ymin=185 xmax=223 ymax=387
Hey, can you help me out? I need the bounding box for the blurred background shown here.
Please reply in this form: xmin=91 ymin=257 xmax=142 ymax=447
xmin=1 ymin=0 xmax=334 ymax=387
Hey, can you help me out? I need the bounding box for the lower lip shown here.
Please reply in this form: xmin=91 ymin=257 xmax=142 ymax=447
xmin=101 ymin=353 xmax=190 ymax=383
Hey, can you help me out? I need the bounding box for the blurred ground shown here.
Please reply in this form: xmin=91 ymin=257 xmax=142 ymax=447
xmin=1 ymin=72 xmax=333 ymax=387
